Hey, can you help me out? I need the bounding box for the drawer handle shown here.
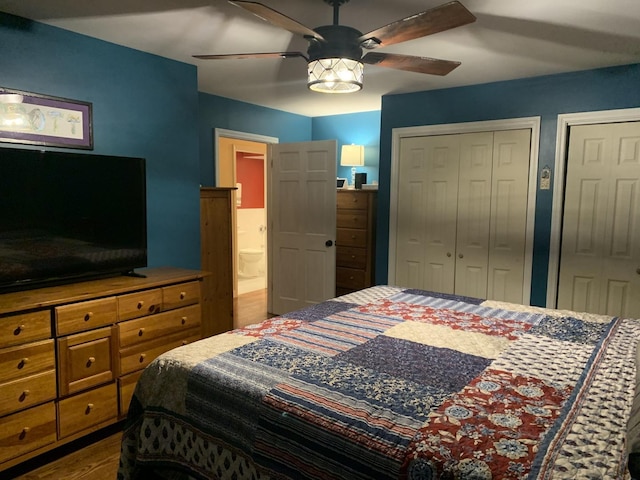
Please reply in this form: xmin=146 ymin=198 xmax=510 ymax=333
xmin=137 ymin=300 xmax=145 ymax=310
xmin=139 ymin=353 xmax=146 ymax=363
xmin=349 ymin=276 xmax=355 ymax=280
xmin=182 ymin=340 xmax=188 ymax=346
xmin=20 ymin=390 xmax=30 ymax=401
xmin=351 ymin=255 xmax=356 ymax=259
xmin=351 ymin=235 xmax=356 ymax=239
xmin=181 ymin=316 xmax=187 ymax=325
xmin=84 ymin=312 xmax=93 ymax=322
xmin=18 ymin=358 xmax=29 ymax=369
xmin=180 ymin=291 xmax=186 ymax=300
xmin=87 ymin=356 xmax=96 ymax=367
xmin=20 ymin=427 xmax=30 ymax=439
xmin=14 ymin=324 xmax=25 ymax=336
xmin=138 ymin=328 xmax=145 ymax=337
xmin=86 ymin=403 xmax=94 ymax=414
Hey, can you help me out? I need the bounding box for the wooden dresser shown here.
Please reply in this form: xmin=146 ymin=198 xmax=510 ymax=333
xmin=336 ymin=190 xmax=377 ymax=296
xmin=200 ymin=187 xmax=234 ymax=336
xmin=0 ymin=267 xmax=205 ymax=471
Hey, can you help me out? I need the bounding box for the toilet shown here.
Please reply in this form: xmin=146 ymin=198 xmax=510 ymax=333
xmin=239 ymin=248 xmax=263 ymax=277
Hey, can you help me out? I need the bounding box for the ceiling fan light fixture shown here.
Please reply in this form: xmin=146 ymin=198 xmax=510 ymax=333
xmin=307 ymin=57 xmax=363 ymax=93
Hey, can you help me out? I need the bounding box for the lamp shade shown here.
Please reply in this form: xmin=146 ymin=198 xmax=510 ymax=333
xmin=340 ymin=144 xmax=364 ymax=166
xmin=308 ymin=58 xmax=364 ymax=93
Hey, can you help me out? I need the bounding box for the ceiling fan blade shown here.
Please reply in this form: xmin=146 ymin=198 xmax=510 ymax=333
xmin=193 ymin=52 xmax=308 ymax=60
xmin=358 ymin=1 xmax=475 ymax=49
xmin=230 ymin=1 xmax=324 ymax=42
xmin=362 ymin=52 xmax=461 ymax=76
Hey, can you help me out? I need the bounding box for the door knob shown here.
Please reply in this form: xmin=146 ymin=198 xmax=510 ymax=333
xmin=325 ymin=240 xmax=334 ymax=247
xmin=458 ymin=253 xmax=464 ymax=259
xmin=637 ymin=267 xmax=640 ymax=275
xmin=446 ymin=252 xmax=452 ymax=257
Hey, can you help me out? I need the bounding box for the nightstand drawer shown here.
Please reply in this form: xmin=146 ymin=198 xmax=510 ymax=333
xmin=337 ymin=228 xmax=367 ymax=248
xmin=118 ymin=304 xmax=201 ymax=348
xmin=58 ymin=383 xmax=118 ymax=439
xmin=162 ymin=281 xmax=200 ymax=311
xmin=336 ymin=246 xmax=367 ymax=269
xmin=0 ymin=339 xmax=55 ymax=384
xmin=337 ymin=191 xmax=369 ymax=209
xmin=0 ymin=310 xmax=51 ymax=347
xmin=55 ymin=297 xmax=117 ymax=336
xmin=58 ymin=327 xmax=115 ymax=396
xmin=337 ymin=211 xmax=368 ymax=229
xmin=0 ymin=402 xmax=56 ymax=465
xmin=118 ymin=289 xmax=162 ymax=321
xmin=119 ymin=328 xmax=201 ymax=375
xmin=336 ymin=267 xmax=366 ymax=290
xmin=0 ymin=369 xmax=56 ymax=417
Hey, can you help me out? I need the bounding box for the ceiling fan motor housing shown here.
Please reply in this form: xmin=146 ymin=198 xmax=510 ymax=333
xmin=307 ymin=25 xmax=363 ymax=62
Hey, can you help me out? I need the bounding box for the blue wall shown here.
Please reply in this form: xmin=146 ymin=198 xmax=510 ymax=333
xmin=312 ymin=111 xmax=381 ymax=185
xmin=377 ymin=64 xmax=640 ymax=305
xmin=0 ymin=13 xmax=201 ymax=270
xmin=198 ymin=93 xmax=313 ymax=186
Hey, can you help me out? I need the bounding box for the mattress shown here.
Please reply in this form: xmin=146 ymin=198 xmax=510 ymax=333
xmin=118 ymin=286 xmax=640 ymax=479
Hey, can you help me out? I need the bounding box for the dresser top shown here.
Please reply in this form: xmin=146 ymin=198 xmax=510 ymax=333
xmin=0 ymin=267 xmax=206 ymax=315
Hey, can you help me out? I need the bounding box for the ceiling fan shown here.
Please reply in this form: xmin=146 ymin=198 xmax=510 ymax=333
xmin=194 ymin=0 xmax=476 ymax=93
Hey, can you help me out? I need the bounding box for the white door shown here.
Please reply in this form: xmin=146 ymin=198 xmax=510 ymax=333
xmin=268 ymin=140 xmax=337 ymax=315
xmin=558 ymin=122 xmax=640 ymax=317
xmin=395 ymin=135 xmax=459 ymax=292
xmin=395 ymin=129 xmax=530 ymax=303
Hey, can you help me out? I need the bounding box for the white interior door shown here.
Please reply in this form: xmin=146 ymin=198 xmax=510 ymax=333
xmin=395 ymin=129 xmax=531 ymax=303
xmin=454 ymin=132 xmax=494 ymax=298
xmin=558 ymin=122 xmax=640 ymax=317
xmin=395 ymin=135 xmax=459 ymax=292
xmin=268 ymin=140 xmax=337 ymax=315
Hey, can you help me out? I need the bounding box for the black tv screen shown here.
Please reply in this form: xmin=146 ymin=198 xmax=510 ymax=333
xmin=0 ymin=147 xmax=147 ymax=291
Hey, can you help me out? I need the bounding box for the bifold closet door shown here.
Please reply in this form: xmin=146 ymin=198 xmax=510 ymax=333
xmin=395 ymin=129 xmax=530 ymax=303
xmin=558 ymin=122 xmax=640 ymax=317
xmin=395 ymin=135 xmax=459 ymax=292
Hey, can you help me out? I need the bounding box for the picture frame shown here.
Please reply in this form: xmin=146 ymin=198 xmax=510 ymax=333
xmin=337 ymin=177 xmax=347 ymax=189
xmin=0 ymin=87 xmax=93 ymax=149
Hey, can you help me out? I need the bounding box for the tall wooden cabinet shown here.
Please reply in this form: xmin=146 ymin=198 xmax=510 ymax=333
xmin=0 ymin=267 xmax=204 ymax=472
xmin=336 ymin=190 xmax=377 ymax=296
xmin=200 ymin=187 xmax=235 ymax=336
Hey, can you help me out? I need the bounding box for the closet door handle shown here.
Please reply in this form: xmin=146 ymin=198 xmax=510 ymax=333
xmin=446 ymin=252 xmax=452 ymax=257
xmin=458 ymin=253 xmax=464 ymax=259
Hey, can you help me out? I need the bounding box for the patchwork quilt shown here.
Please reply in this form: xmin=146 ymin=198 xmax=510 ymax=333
xmin=118 ymin=286 xmax=640 ymax=479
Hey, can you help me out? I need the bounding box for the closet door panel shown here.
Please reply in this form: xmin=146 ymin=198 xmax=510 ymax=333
xmin=487 ymin=129 xmax=531 ymax=303
xmin=454 ymin=132 xmax=493 ymax=298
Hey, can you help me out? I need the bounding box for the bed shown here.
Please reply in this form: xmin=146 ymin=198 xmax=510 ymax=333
xmin=118 ymin=286 xmax=640 ymax=479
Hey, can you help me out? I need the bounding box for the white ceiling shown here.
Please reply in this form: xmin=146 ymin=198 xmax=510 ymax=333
xmin=2 ymin=0 xmax=640 ymax=117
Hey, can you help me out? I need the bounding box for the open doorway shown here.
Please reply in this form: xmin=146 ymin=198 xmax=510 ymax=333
xmin=215 ymin=129 xmax=277 ymax=318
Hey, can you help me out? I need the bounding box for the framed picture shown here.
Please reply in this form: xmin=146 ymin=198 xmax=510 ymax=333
xmin=0 ymin=87 xmax=93 ymax=149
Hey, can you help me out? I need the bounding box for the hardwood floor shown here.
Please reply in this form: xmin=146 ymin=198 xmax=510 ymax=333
xmin=4 ymin=290 xmax=270 ymax=480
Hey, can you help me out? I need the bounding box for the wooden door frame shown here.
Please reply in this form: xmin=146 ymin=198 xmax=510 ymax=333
xmin=214 ymin=128 xmax=278 ymax=305
xmin=388 ymin=117 xmax=541 ymax=306
xmin=546 ymin=108 xmax=640 ymax=308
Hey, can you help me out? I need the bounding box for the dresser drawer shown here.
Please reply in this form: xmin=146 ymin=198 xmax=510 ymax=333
xmin=0 ymin=310 xmax=51 ymax=348
xmin=58 ymin=383 xmax=118 ymax=439
xmin=58 ymin=327 xmax=115 ymax=396
xmin=118 ymin=304 xmax=201 ymax=348
xmin=118 ymin=289 xmax=162 ymax=322
xmin=0 ymin=402 xmax=57 ymax=465
xmin=119 ymin=328 xmax=201 ymax=375
xmin=337 ymin=191 xmax=369 ymax=209
xmin=336 ymin=267 xmax=366 ymax=290
xmin=162 ymin=281 xmax=200 ymax=311
xmin=118 ymin=370 xmax=143 ymax=417
xmin=0 ymin=370 xmax=56 ymax=417
xmin=337 ymin=211 xmax=368 ymax=229
xmin=337 ymin=228 xmax=368 ymax=248
xmin=336 ymin=246 xmax=367 ymax=269
xmin=55 ymin=297 xmax=117 ymax=336
xmin=0 ymin=339 xmax=55 ymax=384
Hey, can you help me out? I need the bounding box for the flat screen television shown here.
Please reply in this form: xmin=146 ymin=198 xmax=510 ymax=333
xmin=0 ymin=146 xmax=147 ymax=292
